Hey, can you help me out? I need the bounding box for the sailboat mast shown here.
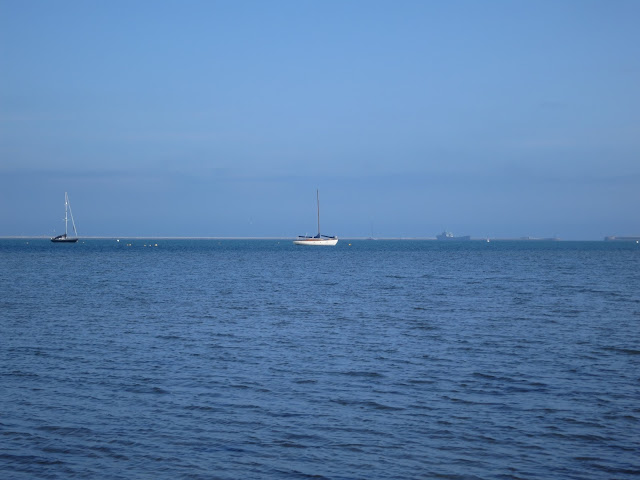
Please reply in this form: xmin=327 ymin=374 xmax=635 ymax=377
xmin=317 ymin=189 xmax=320 ymax=236
xmin=64 ymin=192 xmax=69 ymax=236
xmin=67 ymin=192 xmax=78 ymax=237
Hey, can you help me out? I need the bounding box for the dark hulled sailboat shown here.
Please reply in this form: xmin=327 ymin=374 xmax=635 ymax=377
xmin=51 ymin=192 xmax=79 ymax=243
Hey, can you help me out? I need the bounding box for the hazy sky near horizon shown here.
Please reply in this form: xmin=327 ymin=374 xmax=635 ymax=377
xmin=1 ymin=0 xmax=639 ymax=239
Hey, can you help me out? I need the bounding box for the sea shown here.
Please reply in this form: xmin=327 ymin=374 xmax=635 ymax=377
xmin=1 ymin=238 xmax=639 ymax=480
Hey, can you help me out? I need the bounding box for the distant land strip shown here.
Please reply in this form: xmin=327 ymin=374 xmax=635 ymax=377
xmin=2 ymin=235 xmax=639 ymax=241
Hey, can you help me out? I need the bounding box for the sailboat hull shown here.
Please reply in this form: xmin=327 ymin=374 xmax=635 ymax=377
xmin=51 ymin=235 xmax=78 ymax=243
xmin=293 ymin=238 xmax=338 ymax=246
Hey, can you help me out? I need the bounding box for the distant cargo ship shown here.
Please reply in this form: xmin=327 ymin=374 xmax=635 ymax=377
xmin=436 ymin=231 xmax=471 ymax=241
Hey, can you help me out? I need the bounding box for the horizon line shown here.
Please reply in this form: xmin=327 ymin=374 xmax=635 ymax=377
xmin=2 ymin=235 xmax=638 ymax=242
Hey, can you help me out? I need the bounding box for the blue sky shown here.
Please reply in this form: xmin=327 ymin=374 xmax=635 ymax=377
xmin=1 ymin=0 xmax=638 ymax=239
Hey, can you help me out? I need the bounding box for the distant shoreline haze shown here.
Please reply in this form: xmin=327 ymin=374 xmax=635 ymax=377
xmin=2 ymin=236 xmax=640 ymax=242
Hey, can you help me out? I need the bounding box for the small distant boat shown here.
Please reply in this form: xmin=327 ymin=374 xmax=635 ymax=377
xmin=51 ymin=192 xmax=79 ymax=243
xmin=294 ymin=190 xmax=338 ymax=246
xmin=436 ymin=231 xmax=470 ymax=241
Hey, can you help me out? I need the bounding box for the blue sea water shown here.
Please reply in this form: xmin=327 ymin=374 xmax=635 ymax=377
xmin=1 ymin=239 xmax=639 ymax=479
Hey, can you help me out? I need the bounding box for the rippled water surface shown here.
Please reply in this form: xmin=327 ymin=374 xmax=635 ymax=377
xmin=1 ymin=239 xmax=639 ymax=479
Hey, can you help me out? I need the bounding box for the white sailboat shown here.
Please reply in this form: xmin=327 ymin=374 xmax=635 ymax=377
xmin=51 ymin=192 xmax=79 ymax=243
xmin=293 ymin=190 xmax=338 ymax=246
